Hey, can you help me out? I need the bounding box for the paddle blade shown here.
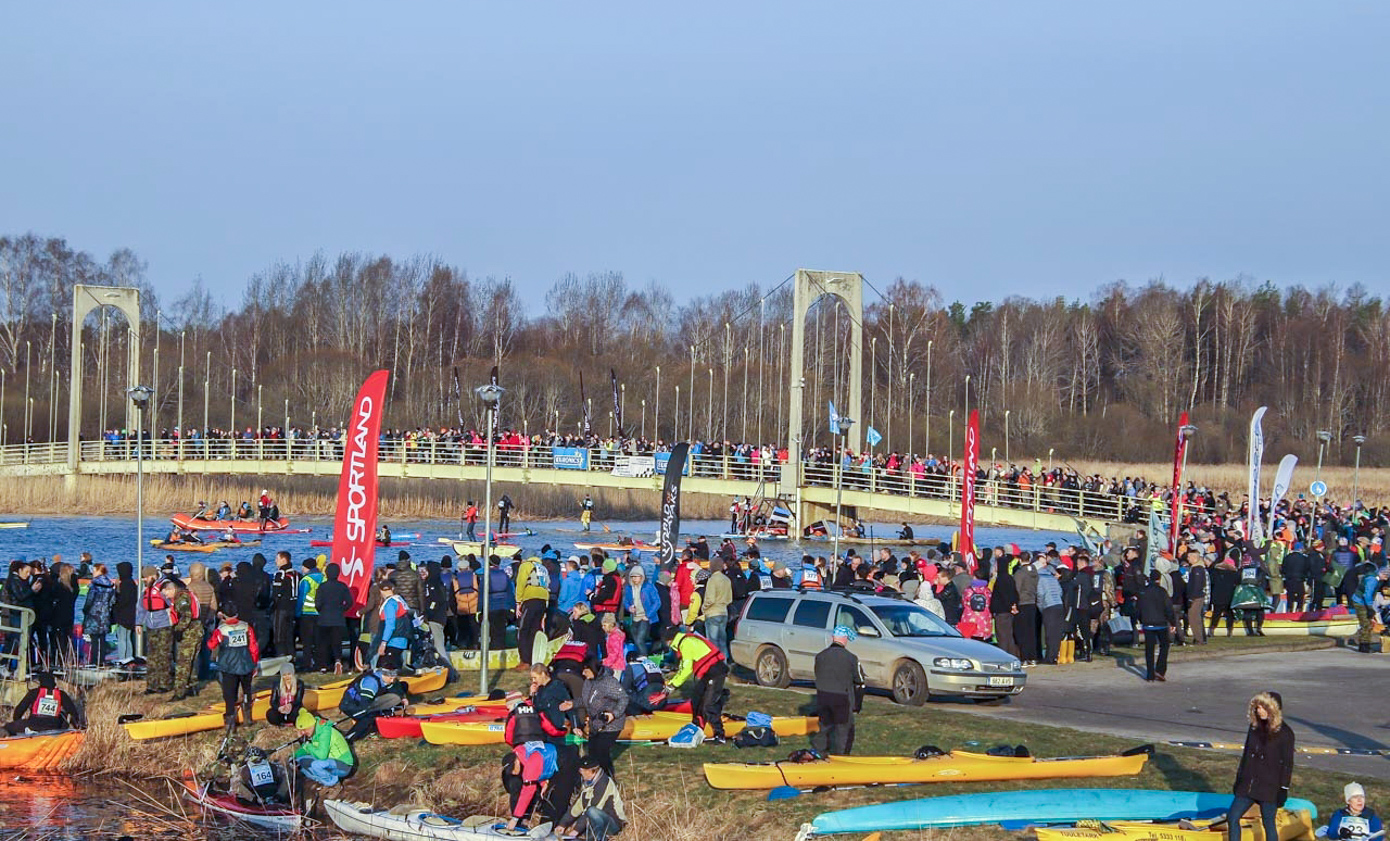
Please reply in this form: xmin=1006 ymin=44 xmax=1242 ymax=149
xmin=1121 ymin=743 xmax=1156 ymax=756
xmin=767 ymin=786 xmax=802 ymax=801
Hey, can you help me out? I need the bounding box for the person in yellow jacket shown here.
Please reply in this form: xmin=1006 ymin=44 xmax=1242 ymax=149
xmin=661 ymin=626 xmax=728 ymax=744
xmin=514 ymin=557 xmax=552 ymax=668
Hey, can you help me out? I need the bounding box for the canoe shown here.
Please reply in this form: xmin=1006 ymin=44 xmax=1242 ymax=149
xmin=381 ymin=697 xmax=692 ymax=739
xmin=572 ymin=540 xmax=658 ymax=553
xmin=0 ymin=522 xmax=29 ymax=529
xmin=808 ymin=790 xmax=1319 ymax=834
xmin=150 ymin=539 xmax=262 ymax=551
xmin=170 ymin=514 xmax=293 ymax=533
xmin=1034 ymin=808 xmax=1314 ymax=841
xmin=124 ymin=668 xmax=448 ymax=740
xmin=421 ymin=710 xmax=817 ymax=746
xmin=719 ymin=532 xmax=792 ymax=541
xmin=450 ymin=541 xmax=522 ymax=559
xmin=184 ymin=775 xmax=302 ymax=832
xmin=310 ymin=540 xmax=413 ymax=547
xmin=703 ymin=748 xmax=1150 ymax=790
xmin=0 ymin=729 xmax=84 ymax=772
xmin=325 ymin=799 xmax=552 ymax=840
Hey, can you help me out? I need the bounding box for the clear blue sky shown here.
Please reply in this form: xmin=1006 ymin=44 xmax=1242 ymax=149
xmin=4 ymin=2 xmax=1387 ymax=309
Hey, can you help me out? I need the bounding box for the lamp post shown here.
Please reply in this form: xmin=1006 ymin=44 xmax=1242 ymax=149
xmin=869 ymin=337 xmax=877 ymax=439
xmin=654 ymin=366 xmax=661 ymax=441
xmin=128 ymin=385 xmax=154 ymax=572
xmin=1315 ymin=430 xmax=1332 ymax=489
xmin=908 ymin=372 xmax=916 ymax=458
xmin=1003 ymin=409 xmax=1011 ymax=463
xmin=706 ymin=368 xmax=713 ymax=441
xmin=177 ymin=331 xmax=186 ymax=460
xmin=722 ymin=322 xmax=730 ymax=440
xmin=832 ymin=415 xmax=855 ymax=565
xmin=924 ymin=339 xmax=933 ymax=457
xmin=474 ymin=381 xmax=504 ymax=693
xmin=230 ymin=367 xmax=238 ymax=454
xmin=1176 ymin=423 xmax=1198 ymax=526
xmin=688 ymin=345 xmax=695 ymax=443
xmin=948 ymin=409 xmax=956 ymax=515
xmin=641 ymin=399 xmax=647 ymax=441
xmin=1048 ymin=447 xmax=1055 ymax=473
xmin=964 ymin=373 xmax=971 ymax=424
xmin=1352 ymin=434 xmax=1367 ymax=506
xmin=674 ymin=386 xmax=681 ymax=442
xmin=203 ymin=351 xmax=211 ymax=460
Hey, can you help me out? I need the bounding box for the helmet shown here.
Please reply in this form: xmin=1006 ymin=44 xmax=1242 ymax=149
xmin=245 ymin=745 xmax=269 ymax=763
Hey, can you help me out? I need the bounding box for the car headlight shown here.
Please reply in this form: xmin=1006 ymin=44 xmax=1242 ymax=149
xmin=1007 ymin=660 xmax=1022 ymax=671
xmin=932 ymin=657 xmax=974 ymax=670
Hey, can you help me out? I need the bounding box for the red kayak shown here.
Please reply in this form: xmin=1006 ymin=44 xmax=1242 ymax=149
xmin=170 ymin=514 xmax=297 ymax=533
xmin=309 ymin=540 xmax=413 ymax=548
xmin=376 ymin=698 xmax=694 ymax=739
xmin=1265 ymin=606 xmax=1349 ymax=621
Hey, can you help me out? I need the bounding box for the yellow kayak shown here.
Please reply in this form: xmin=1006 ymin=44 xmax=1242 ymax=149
xmin=0 ymin=730 xmax=85 ymax=772
xmin=702 ymin=748 xmax=1150 ymax=790
xmin=124 ymin=668 xmax=448 ymax=740
xmin=1034 ymin=808 xmax=1313 ymax=841
xmin=421 ymin=710 xmax=818 ymax=746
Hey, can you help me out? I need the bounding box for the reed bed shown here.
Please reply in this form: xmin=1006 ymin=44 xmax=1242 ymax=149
xmin=1067 ymin=460 xmax=1390 ymax=503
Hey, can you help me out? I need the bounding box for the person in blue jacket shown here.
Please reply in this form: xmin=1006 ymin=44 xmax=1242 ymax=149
xmin=1351 ymin=566 xmax=1388 ymax=653
xmin=622 ymin=566 xmax=661 ymax=655
xmin=1328 ymin=782 xmax=1382 ymax=840
xmin=557 ymin=557 xmax=586 ymax=615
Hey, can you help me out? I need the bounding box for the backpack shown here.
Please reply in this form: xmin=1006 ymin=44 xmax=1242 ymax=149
xmin=527 ymin=563 xmax=550 ymax=591
xmin=733 ymin=726 xmax=779 ymax=748
xmin=667 ymin=722 xmax=705 ymax=748
xmin=519 ymin=741 xmax=558 ymax=781
xmin=729 ymin=568 xmax=750 ymax=602
xmin=958 ymin=584 xmax=992 ymax=639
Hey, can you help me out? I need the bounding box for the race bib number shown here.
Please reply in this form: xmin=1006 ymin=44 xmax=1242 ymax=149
xmin=36 ymin=696 xmax=59 ymax=717
xmin=227 ymin=626 xmax=249 ymax=647
xmin=247 ymin=761 xmax=275 ymax=788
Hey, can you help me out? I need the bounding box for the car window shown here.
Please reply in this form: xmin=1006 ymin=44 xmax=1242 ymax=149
xmin=834 ymin=605 xmax=881 ymax=638
xmin=744 ymin=595 xmax=793 ymax=623
xmin=791 ymin=599 xmax=832 ymax=629
xmin=870 ymin=603 xmax=962 ymax=638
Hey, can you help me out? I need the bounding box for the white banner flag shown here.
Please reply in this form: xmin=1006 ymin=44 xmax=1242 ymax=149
xmin=1246 ymin=406 xmax=1268 ymax=543
xmin=1267 ymin=454 xmax=1298 ymax=538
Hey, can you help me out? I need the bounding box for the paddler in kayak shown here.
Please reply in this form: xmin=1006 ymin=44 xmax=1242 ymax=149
xmin=231 ymin=744 xmax=292 ymax=808
xmin=293 ymin=708 xmax=356 ymax=787
xmin=375 ymin=524 xmax=392 ymax=546
xmin=4 ymin=671 xmax=84 ymax=735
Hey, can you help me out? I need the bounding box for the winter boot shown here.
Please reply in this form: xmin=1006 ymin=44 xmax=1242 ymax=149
xmin=241 ymin=696 xmax=254 ymax=725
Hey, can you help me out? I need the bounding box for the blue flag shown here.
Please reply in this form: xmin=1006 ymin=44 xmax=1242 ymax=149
xmin=866 ymin=426 xmax=882 ymax=448
xmin=828 ymin=401 xmax=839 ymax=435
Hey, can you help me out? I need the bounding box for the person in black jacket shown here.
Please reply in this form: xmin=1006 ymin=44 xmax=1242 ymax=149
xmin=1280 ymin=545 xmax=1309 ymax=614
xmin=270 ymin=551 xmax=300 ymax=658
xmin=230 ymin=560 xmax=266 ymax=641
xmin=1208 ymin=557 xmax=1240 ymax=636
xmin=989 ymin=557 xmax=1020 ymax=658
xmin=113 ymin=562 xmax=138 ymax=661
xmin=1138 ymin=570 xmax=1177 ymax=682
xmin=1185 ymin=551 xmax=1209 ymax=645
xmin=313 ymin=564 xmax=353 ymax=674
xmin=811 ymin=625 xmax=865 ymax=755
xmin=1229 ymin=692 xmax=1296 ymax=841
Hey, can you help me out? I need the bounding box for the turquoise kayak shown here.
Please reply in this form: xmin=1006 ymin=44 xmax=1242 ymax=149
xmin=809 ymin=789 xmax=1319 ymax=834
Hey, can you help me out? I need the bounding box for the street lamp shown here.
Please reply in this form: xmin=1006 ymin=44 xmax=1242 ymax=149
xmin=869 ymin=336 xmax=877 ymax=440
xmin=1175 ymin=424 xmax=1197 ymax=541
xmin=948 ymin=409 xmax=956 ymax=515
xmin=654 ymin=366 xmax=661 ymax=441
xmin=924 ymin=339 xmax=933 ymax=457
xmin=641 ymin=399 xmax=647 ymax=441
xmin=1004 ymin=409 xmax=1011 ymax=463
xmin=474 ymin=381 xmax=504 ymax=693
xmin=1315 ymin=430 xmax=1332 ymax=490
xmin=908 ymin=372 xmax=915 ymax=457
xmin=1352 ymin=434 xmax=1367 ymax=506
xmin=832 ymin=415 xmax=855 ymax=564
xmin=127 ymin=385 xmax=154 ymax=572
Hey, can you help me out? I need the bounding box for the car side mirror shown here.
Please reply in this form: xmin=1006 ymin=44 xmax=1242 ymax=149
xmin=858 ymin=625 xmax=880 ymax=638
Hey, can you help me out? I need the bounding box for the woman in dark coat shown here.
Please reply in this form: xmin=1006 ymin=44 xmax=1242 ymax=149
xmin=113 ymin=562 xmax=138 ymax=661
xmin=1228 ymin=691 xmax=1295 ymax=841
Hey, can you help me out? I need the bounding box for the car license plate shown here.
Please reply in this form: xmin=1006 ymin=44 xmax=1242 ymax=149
xmin=988 ymin=676 xmax=1013 ymax=687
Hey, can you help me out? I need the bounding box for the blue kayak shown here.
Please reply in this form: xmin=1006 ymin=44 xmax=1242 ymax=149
xmin=810 ymin=789 xmax=1319 ymax=834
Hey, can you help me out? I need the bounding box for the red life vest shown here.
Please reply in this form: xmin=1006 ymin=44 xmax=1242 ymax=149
xmin=550 ymin=640 xmax=590 ymax=669
xmin=504 ymin=697 xmax=566 ymax=746
xmin=169 ymin=592 xmax=201 ymax=626
xmin=30 ymin=687 xmax=62 ymax=719
xmin=685 ymin=632 xmax=725 ymax=679
xmin=142 ymin=585 xmax=168 ymax=612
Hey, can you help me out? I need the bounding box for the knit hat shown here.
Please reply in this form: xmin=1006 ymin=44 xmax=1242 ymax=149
xmin=602 ymin=559 xmax=617 ymax=573
xmin=1345 ymin=782 xmax=1365 ymax=802
xmin=295 ymin=708 xmax=316 ymax=730
xmin=399 ymin=550 xmax=411 ymax=561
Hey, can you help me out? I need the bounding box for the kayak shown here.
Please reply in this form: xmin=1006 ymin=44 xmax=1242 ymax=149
xmin=310 ymin=540 xmax=413 ymax=547
xmin=325 ymin=799 xmax=552 ymax=839
xmin=0 ymin=729 xmax=84 ymax=772
xmin=808 ymin=790 xmax=1319 ymax=834
xmin=802 ymin=535 xmax=918 ymax=546
xmin=1034 ymin=808 xmax=1314 ymax=841
xmin=124 ymin=668 xmax=448 ymax=740
xmin=421 ymin=711 xmax=817 ymax=746
xmin=573 ymin=540 xmax=657 ymax=553
xmin=184 ymin=775 xmax=302 ymax=832
xmin=719 ymin=532 xmax=792 ymax=541
xmin=450 ymin=541 xmax=522 ymax=559
xmin=449 ymin=648 xmax=523 ymax=671
xmin=1198 ymin=617 xmax=1359 ymax=637
xmin=170 ymin=514 xmax=293 ymax=533
xmin=404 ymin=691 xmax=523 ymax=718
xmin=703 ymin=747 xmax=1150 ymax=790
xmin=0 ymin=522 xmax=29 ymax=529
xmin=150 ymin=539 xmax=262 ymax=551
xmin=381 ymin=698 xmax=693 ymax=739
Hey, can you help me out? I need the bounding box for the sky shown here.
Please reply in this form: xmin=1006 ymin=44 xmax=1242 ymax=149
xmin=3 ymin=2 xmax=1388 ymax=311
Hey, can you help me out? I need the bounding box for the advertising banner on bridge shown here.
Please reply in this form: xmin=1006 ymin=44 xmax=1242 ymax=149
xmin=658 ymin=442 xmax=691 ymax=568
xmin=612 ymin=455 xmax=655 ymax=478
xmin=1169 ymin=410 xmax=1189 ymax=551
xmin=654 ymin=451 xmax=690 ymax=476
xmin=552 ymin=447 xmax=590 ymax=470
xmin=331 ymin=369 xmax=389 ymax=617
xmin=958 ymin=409 xmax=979 ymax=563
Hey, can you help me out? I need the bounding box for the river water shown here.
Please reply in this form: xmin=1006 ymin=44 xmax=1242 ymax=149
xmin=0 ymin=514 xmax=1074 ymax=838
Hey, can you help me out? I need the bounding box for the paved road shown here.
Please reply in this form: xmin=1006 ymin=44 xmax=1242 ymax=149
xmin=942 ymin=646 xmax=1390 ymax=780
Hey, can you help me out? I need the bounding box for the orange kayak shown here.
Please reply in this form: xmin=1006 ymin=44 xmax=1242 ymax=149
xmin=0 ymin=730 xmax=84 ymax=772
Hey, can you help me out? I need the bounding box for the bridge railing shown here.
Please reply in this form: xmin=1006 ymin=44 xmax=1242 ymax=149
xmin=1 ymin=438 xmax=1138 ymax=523
xmin=0 ymin=602 xmax=34 ymax=682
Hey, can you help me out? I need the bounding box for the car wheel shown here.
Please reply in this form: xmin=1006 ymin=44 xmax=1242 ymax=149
xmin=754 ymin=645 xmax=791 ymax=689
xmin=891 ymin=660 xmax=929 ymax=706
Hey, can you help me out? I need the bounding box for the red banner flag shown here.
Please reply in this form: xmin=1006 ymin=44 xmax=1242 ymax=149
xmin=1169 ymin=410 xmax=1189 ymax=551
xmin=331 ymin=369 xmax=390 ymax=616
xmin=959 ymin=409 xmax=980 ymax=564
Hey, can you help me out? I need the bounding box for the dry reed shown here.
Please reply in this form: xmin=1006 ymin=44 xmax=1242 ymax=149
xmin=1068 ymin=460 xmax=1390 ymax=503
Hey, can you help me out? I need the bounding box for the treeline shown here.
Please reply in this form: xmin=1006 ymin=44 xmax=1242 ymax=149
xmin=1 ymin=231 xmax=1387 ymax=468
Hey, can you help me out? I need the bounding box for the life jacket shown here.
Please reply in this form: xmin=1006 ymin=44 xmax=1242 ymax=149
xmin=245 ymin=759 xmax=282 ymax=801
xmin=517 ymin=741 xmax=558 ymax=781
xmin=142 ymin=584 xmax=169 ymax=612
xmin=301 ymin=573 xmax=323 ymax=615
xmin=213 ymin=619 xmax=256 ymax=675
xmin=340 ymin=672 xmax=384 ymax=716
xmin=681 ymin=632 xmax=725 ymax=679
xmin=550 ymin=639 xmax=590 ymax=673
xmin=504 ymin=698 xmax=565 ymax=746
xmin=30 ymin=687 xmax=62 ymax=719
xmin=798 ymin=565 xmax=823 ymax=590
xmin=169 ymin=592 xmax=200 ymax=626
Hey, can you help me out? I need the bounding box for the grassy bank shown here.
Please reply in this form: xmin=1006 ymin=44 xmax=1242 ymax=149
xmin=41 ymin=652 xmax=1356 ymax=841
xmin=0 ymin=474 xmax=734 ymax=521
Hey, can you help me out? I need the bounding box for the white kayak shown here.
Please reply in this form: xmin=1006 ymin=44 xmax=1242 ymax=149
xmin=324 ymin=800 xmax=552 ymax=840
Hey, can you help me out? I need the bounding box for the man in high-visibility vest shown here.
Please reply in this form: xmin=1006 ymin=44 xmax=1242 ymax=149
xmin=661 ymin=626 xmax=728 ymax=744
